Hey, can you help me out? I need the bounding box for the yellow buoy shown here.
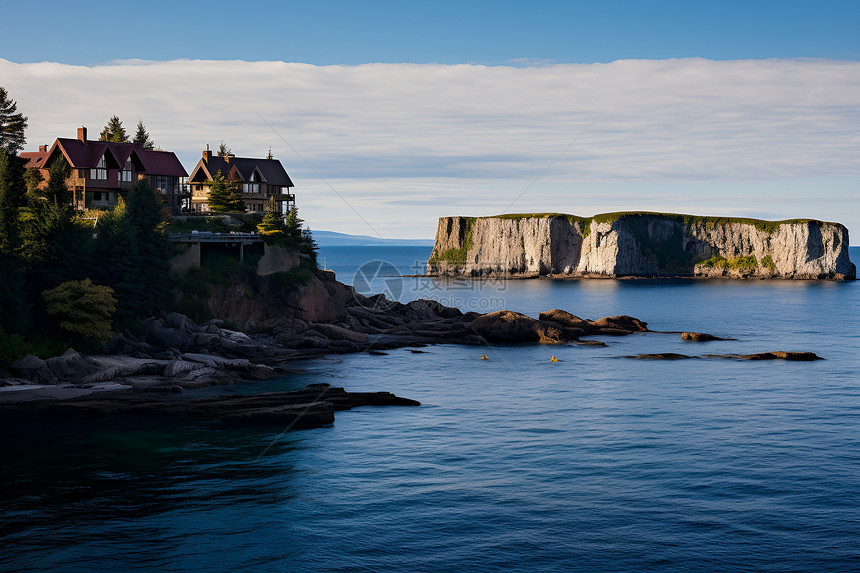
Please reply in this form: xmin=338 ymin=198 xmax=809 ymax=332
xmin=481 ymin=353 xmax=488 ymax=360
xmin=550 ymin=355 xmax=558 ymax=362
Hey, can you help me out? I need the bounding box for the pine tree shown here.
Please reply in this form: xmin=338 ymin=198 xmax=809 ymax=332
xmin=18 ymin=158 xmax=81 ymax=270
xmin=225 ymin=179 xmax=245 ymax=212
xmin=132 ymin=119 xmax=155 ymax=150
xmin=99 ymin=115 xmax=130 ymax=143
xmin=44 ymin=157 xmax=71 ymax=205
xmin=217 ymin=141 xmax=231 ymax=157
xmin=0 ymin=87 xmax=28 ymax=155
xmin=257 ymin=212 xmax=286 ymax=239
xmin=0 ymin=254 xmax=29 ymax=333
xmin=285 ymin=206 xmax=304 ymax=239
xmin=92 ymin=182 xmax=172 ymax=328
xmin=120 ymin=181 xmax=172 ymax=323
xmin=24 ymin=167 xmax=43 ymax=193
xmin=0 ymin=152 xmax=27 ymax=254
xmin=206 ymin=170 xmax=230 ymax=212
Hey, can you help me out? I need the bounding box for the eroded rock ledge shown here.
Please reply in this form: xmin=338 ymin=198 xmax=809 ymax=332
xmin=0 ymin=383 xmax=419 ymax=428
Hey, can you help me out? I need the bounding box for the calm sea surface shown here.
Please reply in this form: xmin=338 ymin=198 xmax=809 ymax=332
xmin=2 ymin=246 xmax=858 ymax=572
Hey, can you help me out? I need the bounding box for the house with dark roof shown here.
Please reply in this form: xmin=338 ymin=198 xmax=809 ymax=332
xmin=21 ymin=127 xmax=188 ymax=212
xmin=186 ymin=148 xmax=296 ymax=214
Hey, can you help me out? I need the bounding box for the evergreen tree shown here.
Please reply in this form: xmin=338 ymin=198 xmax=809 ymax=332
xmin=285 ymin=206 xmax=304 ymax=239
xmin=217 ymin=141 xmax=231 ymax=157
xmin=0 ymin=87 xmax=28 ymax=155
xmin=206 ymin=170 xmax=229 ymax=212
xmin=19 ymin=158 xmax=86 ymax=278
xmin=301 ymin=226 xmax=319 ymax=265
xmin=99 ymin=115 xmax=130 ymax=143
xmin=225 ymin=173 xmax=245 ymax=212
xmin=0 ymin=151 xmax=26 ymax=254
xmin=205 ymin=170 xmax=244 ymax=212
xmin=43 ymin=157 xmax=71 ymax=206
xmin=24 ymin=167 xmax=43 ymax=193
xmin=0 ymin=253 xmax=29 ymax=333
xmin=93 ymin=181 xmax=172 ymax=328
xmin=257 ymin=212 xmax=286 ymax=239
xmin=132 ymin=119 xmax=155 ymax=150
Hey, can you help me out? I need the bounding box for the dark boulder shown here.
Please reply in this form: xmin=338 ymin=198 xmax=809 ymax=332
xmin=468 ymin=310 xmax=565 ymax=343
xmin=590 ymin=315 xmax=648 ymax=332
xmin=539 ymin=309 xmax=590 ymax=329
xmin=10 ymin=355 xmax=58 ymax=384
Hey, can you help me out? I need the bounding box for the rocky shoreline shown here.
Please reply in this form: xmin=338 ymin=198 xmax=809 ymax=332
xmin=0 ymin=277 xmax=823 ymax=427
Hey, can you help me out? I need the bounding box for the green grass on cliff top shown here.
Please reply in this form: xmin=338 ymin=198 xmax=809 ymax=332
xmin=484 ymin=212 xmax=837 ymax=234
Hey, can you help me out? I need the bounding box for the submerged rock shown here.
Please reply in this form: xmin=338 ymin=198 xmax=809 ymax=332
xmin=681 ymin=332 xmax=733 ymax=342
xmin=707 ymin=351 xmax=822 ymax=361
xmin=628 ymin=353 xmax=696 ymax=360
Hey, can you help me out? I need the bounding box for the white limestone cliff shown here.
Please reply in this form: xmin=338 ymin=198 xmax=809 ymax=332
xmin=428 ymin=213 xmax=855 ymax=280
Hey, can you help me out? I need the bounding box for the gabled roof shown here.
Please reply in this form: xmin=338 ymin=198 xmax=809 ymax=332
xmin=189 ymin=154 xmax=294 ymax=187
xmin=20 ymin=150 xmax=48 ymax=170
xmin=27 ymin=134 xmax=187 ymax=177
xmin=139 ymin=149 xmax=187 ymax=177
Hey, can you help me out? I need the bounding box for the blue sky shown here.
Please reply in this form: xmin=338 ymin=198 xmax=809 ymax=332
xmin=3 ymin=0 xmax=859 ymax=65
xmin=1 ymin=1 xmax=858 ymax=239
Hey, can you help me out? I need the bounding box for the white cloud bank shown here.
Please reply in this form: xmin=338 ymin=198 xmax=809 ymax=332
xmin=1 ymin=58 xmax=858 ymax=238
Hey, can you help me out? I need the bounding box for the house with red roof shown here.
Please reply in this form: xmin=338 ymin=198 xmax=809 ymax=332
xmin=21 ymin=127 xmax=188 ymax=212
xmin=186 ymin=148 xmax=296 ymax=214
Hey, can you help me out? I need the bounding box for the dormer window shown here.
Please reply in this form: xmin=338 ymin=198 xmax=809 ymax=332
xmin=92 ymin=156 xmax=107 ymax=180
xmin=243 ymin=170 xmax=261 ymax=194
xmin=120 ymin=158 xmax=133 ymax=182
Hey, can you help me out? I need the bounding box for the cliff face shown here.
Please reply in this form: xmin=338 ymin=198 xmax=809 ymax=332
xmin=428 ymin=213 xmax=855 ymax=280
xmin=207 ymin=268 xmax=354 ymax=332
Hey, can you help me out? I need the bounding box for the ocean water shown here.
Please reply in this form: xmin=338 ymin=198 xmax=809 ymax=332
xmin=2 ymin=246 xmax=858 ymax=572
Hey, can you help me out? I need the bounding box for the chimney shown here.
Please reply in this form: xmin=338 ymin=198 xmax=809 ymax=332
xmin=203 ymin=145 xmax=211 ymax=162
xmin=77 ymin=126 xmax=87 ymax=142
xmin=39 ymin=145 xmax=47 ymax=152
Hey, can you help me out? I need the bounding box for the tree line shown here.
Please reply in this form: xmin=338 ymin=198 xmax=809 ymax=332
xmin=0 ymin=90 xmax=176 ymax=362
xmin=0 ymin=86 xmax=317 ymax=365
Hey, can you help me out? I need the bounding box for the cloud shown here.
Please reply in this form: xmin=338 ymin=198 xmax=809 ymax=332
xmin=1 ymin=57 xmax=858 ymax=238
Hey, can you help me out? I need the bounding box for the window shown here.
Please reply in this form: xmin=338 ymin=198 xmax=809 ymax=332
xmin=92 ymin=156 xmax=107 ymax=180
xmin=243 ymin=183 xmax=260 ymax=194
xmin=120 ymin=158 xmax=133 ymax=182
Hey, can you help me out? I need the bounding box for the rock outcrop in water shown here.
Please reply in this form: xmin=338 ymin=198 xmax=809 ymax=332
xmin=0 ymin=383 xmax=420 ymax=428
xmin=428 ymin=213 xmax=855 ymax=279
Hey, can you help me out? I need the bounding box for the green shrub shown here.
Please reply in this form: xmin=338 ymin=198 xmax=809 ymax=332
xmin=727 ymin=255 xmax=758 ymax=272
xmin=698 ymin=255 xmax=758 ymax=272
xmin=267 ymin=261 xmax=313 ymax=292
xmin=42 ymin=279 xmax=117 ymax=351
xmin=432 ymin=217 xmax=476 ymax=266
xmin=761 ymin=255 xmax=776 ymax=270
xmin=699 ymin=255 xmax=728 ymax=269
xmin=0 ymin=328 xmax=66 ymax=365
